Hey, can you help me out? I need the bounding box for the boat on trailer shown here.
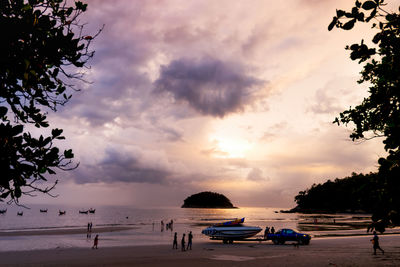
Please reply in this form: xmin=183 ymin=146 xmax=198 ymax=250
xmin=201 ymin=218 xmax=262 ymax=244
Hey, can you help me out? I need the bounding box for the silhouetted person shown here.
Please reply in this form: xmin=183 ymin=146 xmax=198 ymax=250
xmin=371 ymin=231 xmax=384 ymax=255
xmin=92 ymin=234 xmax=99 ymax=249
xmin=187 ymin=231 xmax=193 ymax=250
xmin=161 ymin=220 xmax=164 ymax=232
xmin=264 ymin=227 xmax=270 ymax=239
xmin=173 ymin=232 xmax=178 ymax=249
xmin=271 ymin=227 xmax=275 ymax=234
xmin=181 ymin=233 xmax=186 ymax=251
xmin=87 ymin=222 xmax=91 ymax=239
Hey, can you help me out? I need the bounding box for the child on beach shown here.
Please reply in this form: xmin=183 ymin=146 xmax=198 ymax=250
xmin=92 ymin=234 xmax=99 ymax=249
xmin=371 ymin=231 xmax=384 ymax=255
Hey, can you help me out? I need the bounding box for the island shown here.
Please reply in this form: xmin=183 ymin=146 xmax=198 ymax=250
xmin=181 ymin=191 xmax=237 ymax=208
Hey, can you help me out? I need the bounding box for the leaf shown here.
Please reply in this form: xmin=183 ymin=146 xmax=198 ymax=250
xmin=22 ymin=4 xmax=32 ymax=11
xmin=361 ymin=1 xmax=376 ymax=10
xmin=14 ymin=188 xmax=21 ymax=198
xmin=366 ymin=9 xmax=377 ymax=22
xmin=64 ymin=149 xmax=74 ymax=159
xmin=0 ymin=191 xmax=11 ymax=199
xmin=342 ymin=19 xmax=356 ymax=30
xmin=12 ymin=125 xmax=24 ymax=136
xmin=328 ymin=17 xmax=337 ymax=31
xmin=386 ymin=14 xmax=395 ymax=21
xmin=336 ymin=10 xmax=345 ymax=18
xmin=51 ymin=128 xmax=63 ymax=138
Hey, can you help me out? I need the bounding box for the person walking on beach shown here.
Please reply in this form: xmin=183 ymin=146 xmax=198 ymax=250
xmin=187 ymin=231 xmax=193 ymax=250
xmin=173 ymin=232 xmax=178 ymax=249
xmin=271 ymin=226 xmax=275 ymax=234
xmin=92 ymin=234 xmax=99 ymax=249
xmin=371 ymin=231 xmax=384 ymax=255
xmin=181 ymin=233 xmax=186 ymax=251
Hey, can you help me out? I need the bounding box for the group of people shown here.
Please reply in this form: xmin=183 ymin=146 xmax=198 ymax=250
xmin=173 ymin=231 xmax=193 ymax=251
xmin=160 ymin=219 xmax=174 ymax=232
xmin=263 ymin=226 xmax=275 ymax=239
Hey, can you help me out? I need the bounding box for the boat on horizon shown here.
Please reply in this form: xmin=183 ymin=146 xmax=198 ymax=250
xmin=201 ymin=218 xmax=262 ymax=243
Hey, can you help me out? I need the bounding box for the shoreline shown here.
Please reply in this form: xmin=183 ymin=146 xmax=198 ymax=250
xmin=0 ymin=235 xmax=398 ymax=266
xmin=0 ymin=226 xmax=136 ymax=237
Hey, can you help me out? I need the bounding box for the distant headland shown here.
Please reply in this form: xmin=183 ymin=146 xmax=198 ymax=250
xmin=181 ymin=191 xmax=237 ymax=208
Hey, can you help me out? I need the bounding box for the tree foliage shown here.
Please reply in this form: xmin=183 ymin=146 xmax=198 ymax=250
xmin=329 ymin=0 xmax=400 ymax=218
xmin=294 ymin=172 xmax=380 ymax=213
xmin=0 ymin=0 xmax=100 ymax=204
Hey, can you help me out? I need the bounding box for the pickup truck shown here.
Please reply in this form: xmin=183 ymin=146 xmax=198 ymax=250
xmin=267 ymin=228 xmax=311 ymax=245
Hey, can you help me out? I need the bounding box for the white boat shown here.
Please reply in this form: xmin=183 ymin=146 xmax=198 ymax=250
xmin=201 ymin=218 xmax=262 ymax=243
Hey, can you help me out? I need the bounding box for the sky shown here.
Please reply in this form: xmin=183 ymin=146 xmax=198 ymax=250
xmin=26 ymin=0 xmax=393 ymax=208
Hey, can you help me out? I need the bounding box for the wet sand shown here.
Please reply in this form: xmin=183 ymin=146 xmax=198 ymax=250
xmin=0 ymin=226 xmax=135 ymax=236
xmin=1 ymin=234 xmax=399 ymax=266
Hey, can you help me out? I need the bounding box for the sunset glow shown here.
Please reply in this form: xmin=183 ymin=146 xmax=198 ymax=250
xmin=23 ymin=0 xmax=393 ymax=208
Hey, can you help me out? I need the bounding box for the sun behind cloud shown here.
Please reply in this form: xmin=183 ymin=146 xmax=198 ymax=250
xmin=210 ymin=136 xmax=253 ymax=159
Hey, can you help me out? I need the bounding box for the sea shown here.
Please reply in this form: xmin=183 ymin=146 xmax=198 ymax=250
xmin=0 ymin=204 xmax=373 ymax=252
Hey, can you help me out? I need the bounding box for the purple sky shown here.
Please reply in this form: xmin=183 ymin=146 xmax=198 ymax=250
xmin=26 ymin=0 xmax=391 ymax=208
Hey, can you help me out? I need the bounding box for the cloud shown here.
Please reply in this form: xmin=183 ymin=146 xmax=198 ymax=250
xmin=309 ymin=87 xmax=342 ymax=114
xmin=260 ymin=122 xmax=288 ymax=142
xmin=154 ymin=57 xmax=266 ymax=117
xmin=247 ymin=168 xmax=269 ymax=181
xmin=73 ymin=147 xmax=172 ymax=184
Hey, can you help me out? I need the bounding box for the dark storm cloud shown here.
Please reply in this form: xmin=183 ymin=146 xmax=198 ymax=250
xmin=154 ymin=57 xmax=265 ymax=117
xmin=74 ymin=148 xmax=171 ymax=184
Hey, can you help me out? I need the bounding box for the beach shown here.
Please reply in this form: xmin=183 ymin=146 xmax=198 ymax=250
xmin=1 ymin=206 xmax=398 ymax=266
xmin=1 ymin=232 xmax=399 ymax=266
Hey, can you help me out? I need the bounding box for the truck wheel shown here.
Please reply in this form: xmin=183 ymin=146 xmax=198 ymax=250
xmin=303 ymin=239 xmax=310 ymax=245
xmin=272 ymin=239 xmax=279 ymax=245
xmin=279 ymin=239 xmax=285 ymax=245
